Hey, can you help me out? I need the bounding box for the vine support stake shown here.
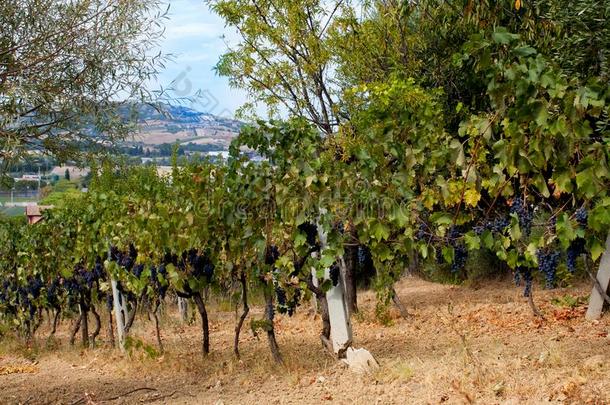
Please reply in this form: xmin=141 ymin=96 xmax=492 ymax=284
xmin=586 ymin=233 xmax=610 ymax=320
xmin=178 ymin=297 xmax=188 ymax=322
xmin=317 ymin=220 xmax=352 ymax=355
xmin=111 ymin=278 xmax=126 ymax=352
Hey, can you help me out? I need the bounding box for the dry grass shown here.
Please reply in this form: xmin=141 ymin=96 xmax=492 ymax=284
xmin=1 ymin=276 xmax=609 ymax=404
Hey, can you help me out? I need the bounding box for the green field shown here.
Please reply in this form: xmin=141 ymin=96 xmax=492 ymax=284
xmin=0 ymin=206 xmax=25 ymax=217
xmin=0 ymin=196 xmax=37 ymax=203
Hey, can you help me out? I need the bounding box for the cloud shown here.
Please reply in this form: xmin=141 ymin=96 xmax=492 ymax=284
xmin=164 ymin=22 xmax=222 ymax=41
xmin=150 ymin=0 xmax=250 ymax=117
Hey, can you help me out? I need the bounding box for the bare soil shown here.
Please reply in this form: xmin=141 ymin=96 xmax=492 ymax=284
xmin=1 ymin=277 xmax=609 ymax=405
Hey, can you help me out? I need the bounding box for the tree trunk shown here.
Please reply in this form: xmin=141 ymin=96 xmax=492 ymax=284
xmin=527 ymin=289 xmax=544 ymax=319
xmin=49 ymin=308 xmax=61 ymax=338
xmin=152 ymin=301 xmax=163 ymax=353
xmin=69 ymin=315 xmax=81 ymax=346
xmin=124 ymin=292 xmax=142 ymax=334
xmin=391 ymin=287 xmax=409 ymax=319
xmin=263 ymin=288 xmax=283 ymax=364
xmin=90 ymin=305 xmax=101 ymax=347
xmin=107 ymin=306 xmax=115 ymax=348
xmin=234 ymin=273 xmax=249 ymax=359
xmin=192 ymin=292 xmax=210 ymax=355
xmin=79 ymin=298 xmax=89 ymax=349
xmin=343 ymin=241 xmax=359 ymax=315
xmin=304 ymin=272 xmax=332 ymax=352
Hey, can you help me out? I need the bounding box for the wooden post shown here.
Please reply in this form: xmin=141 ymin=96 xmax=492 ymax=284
xmin=586 ymin=233 xmax=610 ymax=320
xmin=317 ymin=222 xmax=352 ymax=354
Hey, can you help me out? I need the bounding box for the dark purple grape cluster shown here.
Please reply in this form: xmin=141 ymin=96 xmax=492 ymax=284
xmin=297 ymin=222 xmax=320 ymax=253
xmin=132 ymin=264 xmax=144 ymax=278
xmin=451 ymin=244 xmax=468 ymax=273
xmin=105 ymin=294 xmax=113 ymax=311
xmin=357 ymin=245 xmax=367 ymax=265
xmin=275 ymin=286 xmax=286 ymax=306
xmin=26 ymin=276 xmax=44 ymax=299
xmin=517 ymin=267 xmax=533 ymax=297
xmin=575 ymin=207 xmax=588 ymax=228
xmin=477 ymin=216 xmax=510 ymax=234
xmin=566 ymin=238 xmax=586 ymax=273
xmin=435 ymin=247 xmax=445 ymax=265
xmin=473 ymin=225 xmax=486 ymax=236
xmin=93 ymin=260 xmax=105 ymax=280
xmin=150 ymin=265 xmax=169 ymax=299
xmin=185 ymin=249 xmax=214 ymax=282
xmin=513 ymin=271 xmax=521 ymax=286
xmin=329 ymin=263 xmax=340 ymax=287
xmin=536 ymin=249 xmax=561 ymax=289
xmin=416 ymin=223 xmax=427 ymax=240
xmin=265 ymin=245 xmax=280 ymax=266
xmin=274 ymin=285 xmax=301 ymax=316
xmin=510 ymin=197 xmax=533 ymax=236
xmin=437 ymin=226 xmax=468 ymax=274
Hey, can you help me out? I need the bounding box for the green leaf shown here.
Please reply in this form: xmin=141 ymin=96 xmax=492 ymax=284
xmin=371 ymin=221 xmax=390 ymax=241
xmin=492 ymin=28 xmax=519 ymax=45
xmin=442 ymin=246 xmax=454 ymax=263
xmin=590 ymin=239 xmax=605 ymax=261
xmin=513 ymin=46 xmax=536 ymax=57
xmin=556 ymin=213 xmax=576 ymax=248
xmin=464 ymin=232 xmax=481 ymax=250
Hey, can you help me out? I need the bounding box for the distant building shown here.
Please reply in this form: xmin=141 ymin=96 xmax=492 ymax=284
xmin=19 ymin=174 xmax=41 ymax=181
xmin=25 ymin=205 xmax=52 ymax=225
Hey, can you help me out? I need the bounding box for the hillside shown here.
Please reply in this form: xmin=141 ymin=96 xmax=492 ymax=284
xmin=125 ymin=104 xmax=242 ymax=149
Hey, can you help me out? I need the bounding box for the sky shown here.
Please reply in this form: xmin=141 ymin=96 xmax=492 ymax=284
xmin=156 ymin=0 xmax=247 ymax=119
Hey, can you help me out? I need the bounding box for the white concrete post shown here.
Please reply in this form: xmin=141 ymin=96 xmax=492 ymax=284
xmin=317 ymin=221 xmax=352 ymax=354
xmin=111 ymin=278 xmax=126 ymax=351
xmin=586 ymin=233 xmax=610 ymax=320
xmin=178 ymin=297 xmax=188 ymax=322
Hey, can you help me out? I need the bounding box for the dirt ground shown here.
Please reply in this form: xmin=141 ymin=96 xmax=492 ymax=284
xmin=1 ymin=277 xmax=609 ymax=405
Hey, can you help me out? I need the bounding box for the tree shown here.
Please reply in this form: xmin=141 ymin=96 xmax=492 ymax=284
xmin=0 ymin=0 xmax=169 ymax=173
xmin=209 ymin=0 xmax=345 ymax=134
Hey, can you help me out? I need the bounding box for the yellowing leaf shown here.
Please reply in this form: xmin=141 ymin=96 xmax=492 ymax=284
xmin=464 ymin=188 xmax=481 ymax=207
xmin=515 ymin=0 xmax=521 ymax=10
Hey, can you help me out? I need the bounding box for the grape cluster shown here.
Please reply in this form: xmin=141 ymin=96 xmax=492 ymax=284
xmin=473 ymin=224 xmax=486 ymax=236
xmin=475 ymin=216 xmax=510 ymax=235
xmin=185 ymin=249 xmax=214 ymax=282
xmin=517 ymin=267 xmax=533 ymax=297
xmin=298 ymin=222 xmax=320 ymax=252
xmin=150 ymin=265 xmax=169 ymax=299
xmin=105 ymin=294 xmax=113 ymax=311
xmin=536 ymin=249 xmax=560 ymax=289
xmin=416 ymin=223 xmax=427 ymax=240
xmin=274 ymin=285 xmax=301 ymax=316
xmin=440 ymin=226 xmax=468 ymax=274
xmin=510 ymin=197 xmax=533 ymax=236
xmin=566 ymin=238 xmax=586 ymax=273
xmin=265 ymin=245 xmax=280 ymax=266
xmin=329 ymin=263 xmax=340 ymax=287
xmin=435 ymin=248 xmax=445 ymax=265
xmin=575 ymin=207 xmax=588 ymax=228
xmin=451 ymin=244 xmax=468 ymax=273
xmin=275 ymin=286 xmax=286 ymax=306
xmin=26 ymin=276 xmax=44 ymax=299
xmin=513 ymin=271 xmax=521 ymax=286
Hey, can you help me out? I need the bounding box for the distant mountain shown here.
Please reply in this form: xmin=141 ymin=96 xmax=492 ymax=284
xmin=123 ymin=103 xmax=243 ymax=149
